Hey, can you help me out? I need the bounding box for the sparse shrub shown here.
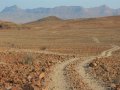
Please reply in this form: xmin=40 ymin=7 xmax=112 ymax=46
xmin=40 ymin=46 xmax=47 ymax=50
xmin=10 ymin=43 xmax=15 ymax=48
xmin=0 ymin=25 xmax=3 ymax=28
xmin=6 ymin=42 xmax=16 ymax=48
xmin=22 ymin=54 xmax=34 ymax=65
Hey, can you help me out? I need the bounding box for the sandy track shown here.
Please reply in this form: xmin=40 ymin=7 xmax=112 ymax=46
xmin=76 ymin=45 xmax=120 ymax=90
xmin=0 ymin=45 xmax=119 ymax=90
xmin=48 ymin=58 xmax=79 ymax=90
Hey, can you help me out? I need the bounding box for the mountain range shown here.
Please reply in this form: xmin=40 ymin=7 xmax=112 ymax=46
xmin=0 ymin=5 xmax=120 ymax=23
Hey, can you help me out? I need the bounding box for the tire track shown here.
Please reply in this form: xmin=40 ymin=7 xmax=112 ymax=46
xmin=76 ymin=45 xmax=120 ymax=90
xmin=0 ymin=45 xmax=119 ymax=90
xmin=48 ymin=58 xmax=79 ymax=90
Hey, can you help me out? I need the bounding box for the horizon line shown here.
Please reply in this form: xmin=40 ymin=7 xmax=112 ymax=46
xmin=2 ymin=4 xmax=120 ymax=10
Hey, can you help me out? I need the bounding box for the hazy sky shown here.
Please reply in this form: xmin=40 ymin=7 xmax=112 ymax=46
xmin=0 ymin=0 xmax=119 ymax=11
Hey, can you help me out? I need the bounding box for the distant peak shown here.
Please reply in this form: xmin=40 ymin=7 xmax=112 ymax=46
xmin=101 ymin=5 xmax=107 ymax=7
xmin=11 ymin=5 xmax=17 ymax=7
xmin=100 ymin=5 xmax=110 ymax=8
xmin=2 ymin=5 xmax=21 ymax=12
xmin=6 ymin=5 xmax=20 ymax=9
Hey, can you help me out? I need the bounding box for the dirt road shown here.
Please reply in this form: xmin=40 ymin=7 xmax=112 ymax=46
xmin=76 ymin=45 xmax=120 ymax=90
xmin=0 ymin=45 xmax=119 ymax=90
xmin=48 ymin=45 xmax=120 ymax=90
xmin=48 ymin=58 xmax=79 ymax=90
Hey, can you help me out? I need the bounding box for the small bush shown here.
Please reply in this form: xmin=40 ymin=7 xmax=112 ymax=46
xmin=40 ymin=47 xmax=47 ymax=50
xmin=22 ymin=54 xmax=34 ymax=65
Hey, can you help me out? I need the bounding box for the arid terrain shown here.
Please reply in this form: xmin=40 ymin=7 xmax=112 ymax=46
xmin=0 ymin=16 xmax=120 ymax=90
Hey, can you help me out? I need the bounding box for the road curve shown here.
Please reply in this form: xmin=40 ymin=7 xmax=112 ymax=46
xmin=76 ymin=45 xmax=120 ymax=90
xmin=48 ymin=58 xmax=79 ymax=90
xmin=0 ymin=45 xmax=119 ymax=90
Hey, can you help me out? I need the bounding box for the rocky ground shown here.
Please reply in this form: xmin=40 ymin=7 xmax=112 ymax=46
xmin=0 ymin=51 xmax=73 ymax=90
xmin=0 ymin=45 xmax=119 ymax=90
xmin=88 ymin=50 xmax=120 ymax=90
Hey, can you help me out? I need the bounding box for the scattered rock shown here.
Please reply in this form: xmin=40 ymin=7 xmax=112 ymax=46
xmin=89 ymin=62 xmax=97 ymax=67
xmin=22 ymin=84 xmax=34 ymax=90
xmin=39 ymin=73 xmax=45 ymax=80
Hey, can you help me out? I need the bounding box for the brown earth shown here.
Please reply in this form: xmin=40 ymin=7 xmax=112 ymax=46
xmin=88 ymin=49 xmax=120 ymax=90
xmin=0 ymin=16 xmax=120 ymax=90
xmin=0 ymin=50 xmax=74 ymax=90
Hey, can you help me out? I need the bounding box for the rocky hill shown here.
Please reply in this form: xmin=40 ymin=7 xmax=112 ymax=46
xmin=0 ymin=5 xmax=120 ymax=23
